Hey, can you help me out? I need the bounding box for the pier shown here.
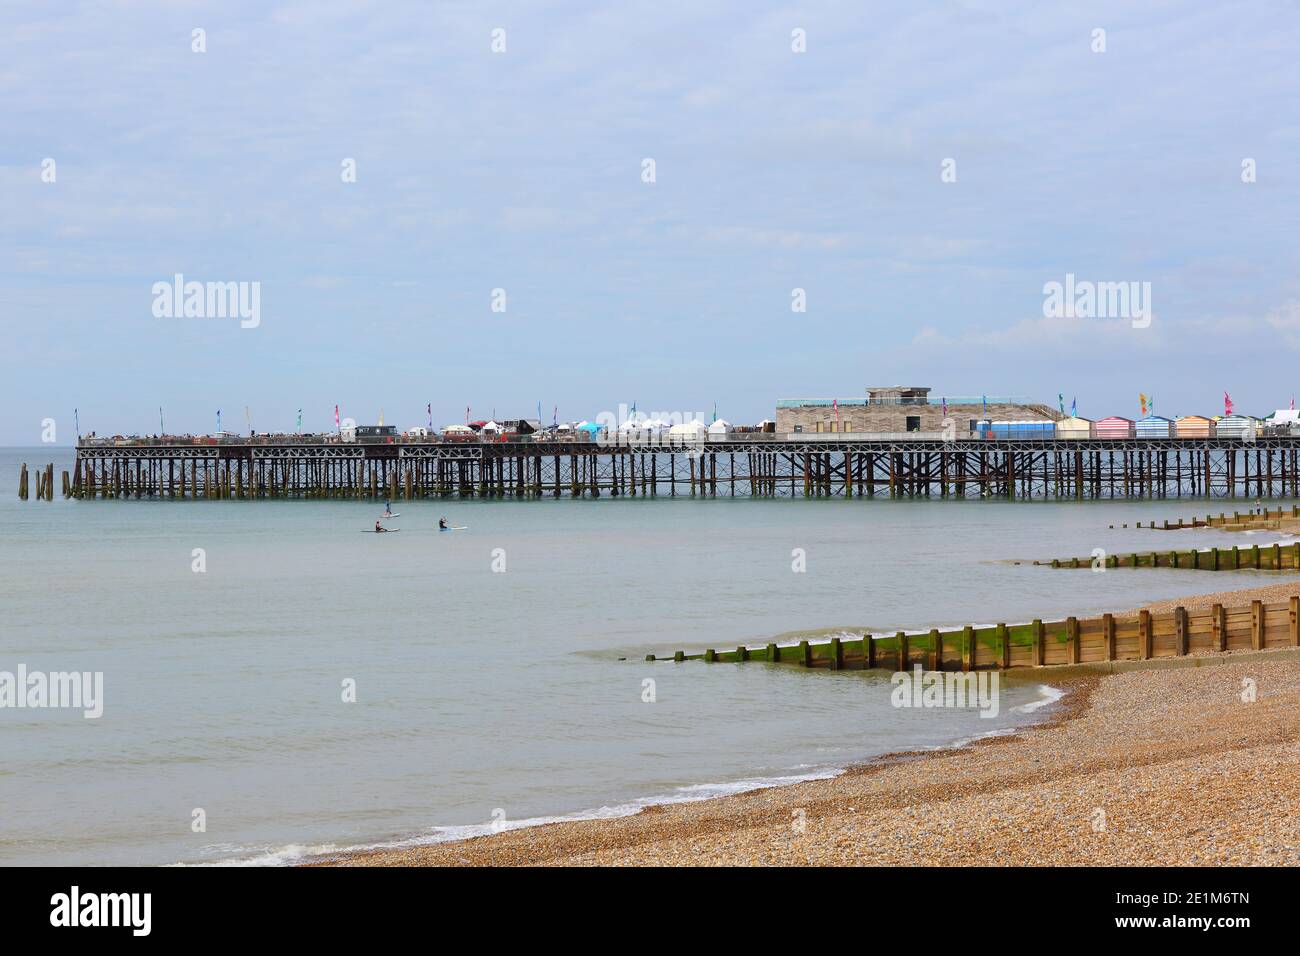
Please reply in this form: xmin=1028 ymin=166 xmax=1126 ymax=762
xmin=43 ymin=434 xmax=1300 ymax=501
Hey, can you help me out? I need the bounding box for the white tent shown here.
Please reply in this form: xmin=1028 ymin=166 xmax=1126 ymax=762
xmin=481 ymin=420 xmax=503 ymax=433
xmin=707 ymin=419 xmax=733 ymax=435
xmin=1272 ymin=410 xmax=1300 ymax=425
xmin=668 ymin=420 xmax=707 ymax=439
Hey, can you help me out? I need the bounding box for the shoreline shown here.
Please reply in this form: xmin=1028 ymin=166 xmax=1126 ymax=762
xmin=320 ymin=649 xmax=1298 ymax=865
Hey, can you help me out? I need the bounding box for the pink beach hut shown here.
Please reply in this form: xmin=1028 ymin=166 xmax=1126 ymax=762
xmin=1094 ymin=416 xmax=1134 ymax=439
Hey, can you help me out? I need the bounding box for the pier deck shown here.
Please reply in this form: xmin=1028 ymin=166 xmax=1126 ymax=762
xmin=54 ymin=435 xmax=1300 ymax=500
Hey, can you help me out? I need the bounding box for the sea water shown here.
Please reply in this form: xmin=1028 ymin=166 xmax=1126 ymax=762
xmin=0 ymin=447 xmax=1293 ymax=865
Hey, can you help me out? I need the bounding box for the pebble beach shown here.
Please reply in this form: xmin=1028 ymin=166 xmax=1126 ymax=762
xmin=323 ymin=581 xmax=1300 ymax=867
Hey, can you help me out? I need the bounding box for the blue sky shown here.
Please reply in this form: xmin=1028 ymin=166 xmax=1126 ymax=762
xmin=2 ymin=0 xmax=1299 ymax=443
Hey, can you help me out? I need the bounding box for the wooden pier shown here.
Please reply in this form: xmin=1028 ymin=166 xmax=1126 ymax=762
xmin=46 ymin=435 xmax=1300 ymax=501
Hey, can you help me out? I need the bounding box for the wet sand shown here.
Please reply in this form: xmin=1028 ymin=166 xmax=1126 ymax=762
xmin=321 ymin=649 xmax=1300 ymax=866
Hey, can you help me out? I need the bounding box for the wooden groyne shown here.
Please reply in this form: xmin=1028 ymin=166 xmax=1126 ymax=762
xmin=650 ymin=596 xmax=1300 ymax=670
xmin=1116 ymin=506 xmax=1300 ymax=532
xmin=62 ymin=435 xmax=1300 ymax=500
xmin=1039 ymin=541 xmax=1300 ymax=572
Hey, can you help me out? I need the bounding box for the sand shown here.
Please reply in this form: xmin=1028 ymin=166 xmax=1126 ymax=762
xmin=321 ymin=651 xmax=1300 ymax=867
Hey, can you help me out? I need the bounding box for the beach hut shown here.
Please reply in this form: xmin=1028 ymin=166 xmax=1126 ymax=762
xmin=1095 ymin=416 xmax=1134 ymax=439
xmin=1055 ymin=416 xmax=1094 ymax=439
xmin=1215 ymin=415 xmax=1257 ymax=439
xmin=1135 ymin=415 xmax=1173 ymax=438
xmin=1174 ymin=415 xmax=1214 ymax=439
xmin=981 ymin=420 xmax=1055 ymax=439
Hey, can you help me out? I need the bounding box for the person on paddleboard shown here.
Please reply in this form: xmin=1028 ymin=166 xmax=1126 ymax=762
xmin=374 ymin=520 xmax=388 ymax=533
xmin=383 ymin=499 xmax=393 ymax=518
xmin=438 ymin=517 xmax=448 ymax=530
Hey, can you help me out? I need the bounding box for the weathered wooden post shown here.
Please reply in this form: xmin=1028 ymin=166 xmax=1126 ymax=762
xmin=1032 ymin=619 xmax=1045 ymax=666
xmin=896 ymin=631 xmax=909 ymax=671
xmin=766 ymin=642 xmax=779 ymax=663
xmin=829 ymin=637 xmax=842 ymax=670
xmin=798 ymin=640 xmax=811 ymax=667
xmin=1103 ymin=613 xmax=1116 ymax=661
xmin=1251 ymin=600 xmax=1264 ymax=650
xmin=1291 ymin=597 xmax=1300 ymax=647
xmin=1138 ymin=610 xmax=1152 ymax=660
xmin=997 ymin=623 xmax=1010 ymax=669
xmin=929 ymin=628 xmax=942 ymax=670
xmin=1067 ymin=616 xmax=1080 ymax=664
xmin=962 ymin=625 xmax=974 ymax=672
xmin=863 ymin=634 xmax=875 ymax=669
xmin=1175 ymin=607 xmax=1189 ymax=656
xmin=1213 ymin=603 xmax=1227 ymax=652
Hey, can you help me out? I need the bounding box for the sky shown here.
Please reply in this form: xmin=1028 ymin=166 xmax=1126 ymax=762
xmin=2 ymin=0 xmax=1299 ymax=444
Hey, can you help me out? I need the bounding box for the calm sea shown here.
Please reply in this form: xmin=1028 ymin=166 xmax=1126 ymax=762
xmin=1 ymin=446 xmax=1293 ymax=866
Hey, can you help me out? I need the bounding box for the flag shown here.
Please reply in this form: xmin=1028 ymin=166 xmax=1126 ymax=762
xmin=379 ymin=407 xmax=384 ymax=426
xmin=217 ymin=409 xmax=222 ymax=433
xmin=1058 ymin=393 xmax=1064 ymax=415
xmin=1071 ymin=397 xmax=1077 ymax=417
xmin=941 ymin=396 xmax=948 ymax=417
xmin=333 ymin=404 xmax=340 ymax=430
xmin=74 ymin=408 xmax=80 ymax=437
xmin=537 ymin=402 xmax=542 ymax=424
xmin=244 ymin=406 xmax=252 ymax=435
xmin=1225 ymin=392 xmax=1233 ymax=416
xmin=713 ymin=401 xmax=718 ymax=423
xmin=296 ymin=408 xmax=302 ymax=433
xmin=982 ymin=395 xmax=988 ymax=416
xmin=1139 ymin=394 xmax=1147 ymax=417
xmin=159 ymin=406 xmax=165 ymax=434
xmin=428 ymin=403 xmax=433 ymax=429
xmin=466 ymin=406 xmax=470 ymax=424
xmin=832 ymin=398 xmax=839 ymax=425
xmin=552 ymin=405 xmax=558 ymax=426
xmin=1291 ymin=396 xmax=1295 ymax=411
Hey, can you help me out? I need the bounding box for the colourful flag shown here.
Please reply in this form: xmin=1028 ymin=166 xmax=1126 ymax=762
xmin=553 ymin=405 xmax=558 ymax=426
xmin=982 ymin=395 xmax=988 ymax=417
xmin=296 ymin=408 xmax=302 ymax=433
xmin=832 ymin=398 xmax=839 ymax=425
xmin=1225 ymin=392 xmax=1233 ymax=416
xmin=1070 ymin=397 xmax=1077 ymax=417
xmin=1139 ymin=394 xmax=1148 ymax=417
xmin=1291 ymin=396 xmax=1295 ymax=411
xmin=713 ymin=401 xmax=718 ymax=423
xmin=333 ymin=404 xmax=340 ymax=431
xmin=941 ymin=396 xmax=948 ymax=417
xmin=1058 ymin=393 xmax=1064 ymax=415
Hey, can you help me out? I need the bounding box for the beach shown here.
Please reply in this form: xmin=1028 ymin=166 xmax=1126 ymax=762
xmin=325 ymin=581 xmax=1300 ymax=867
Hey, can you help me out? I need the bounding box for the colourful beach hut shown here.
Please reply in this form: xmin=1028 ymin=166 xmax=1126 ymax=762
xmin=1135 ymin=415 xmax=1173 ymax=438
xmin=1174 ymin=415 xmax=1214 ymax=439
xmin=1215 ymin=415 xmax=1257 ymax=439
xmin=1094 ymin=416 xmax=1134 ymax=439
xmin=1055 ymin=416 xmax=1094 ymax=439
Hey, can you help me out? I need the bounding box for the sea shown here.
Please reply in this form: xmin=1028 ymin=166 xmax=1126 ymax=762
xmin=1 ymin=446 xmax=1294 ymax=866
